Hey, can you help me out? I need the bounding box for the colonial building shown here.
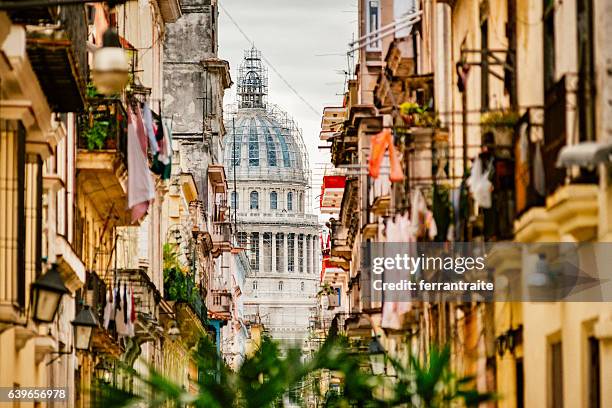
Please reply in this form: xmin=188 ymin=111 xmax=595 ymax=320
xmin=225 ymin=48 xmax=319 ymax=349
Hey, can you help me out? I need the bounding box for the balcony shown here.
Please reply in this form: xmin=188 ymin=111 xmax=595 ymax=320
xmin=211 ymin=221 xmax=232 ymax=256
xmin=320 ymin=175 xmax=346 ymax=214
xmin=111 ymin=268 xmax=162 ymax=343
xmin=163 ymin=268 xmax=207 ymax=327
xmin=22 ymin=4 xmax=88 ymax=112
xmin=81 ymin=272 xmax=123 ymax=358
xmin=209 ymin=289 xmax=232 ymax=318
xmin=208 ymin=164 xmax=227 ymax=193
xmin=546 ymin=184 xmax=598 ymax=241
xmin=76 ymin=98 xmax=130 ymax=225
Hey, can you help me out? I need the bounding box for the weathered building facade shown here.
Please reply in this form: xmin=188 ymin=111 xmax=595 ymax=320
xmin=318 ymin=0 xmax=612 ymax=407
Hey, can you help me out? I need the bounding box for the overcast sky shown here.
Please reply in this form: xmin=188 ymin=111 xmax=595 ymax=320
xmin=218 ymin=0 xmax=357 ymax=212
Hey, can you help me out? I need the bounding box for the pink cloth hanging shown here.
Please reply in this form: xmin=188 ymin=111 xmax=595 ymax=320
xmin=127 ymin=106 xmax=155 ymax=223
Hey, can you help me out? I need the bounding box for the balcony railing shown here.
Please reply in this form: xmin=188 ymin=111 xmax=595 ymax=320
xmin=23 ymin=4 xmax=88 ymax=112
xmin=77 ymin=98 xmax=129 ymax=168
xmin=163 ymin=268 xmax=207 ymax=325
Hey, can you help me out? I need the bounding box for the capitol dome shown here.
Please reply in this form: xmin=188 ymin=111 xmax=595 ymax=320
xmin=223 ymin=107 xmax=309 ymax=185
xmin=223 ymin=47 xmax=318 ymax=349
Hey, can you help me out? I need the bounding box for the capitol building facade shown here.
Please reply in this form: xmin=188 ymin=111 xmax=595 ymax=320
xmin=224 ymin=48 xmax=319 ymax=348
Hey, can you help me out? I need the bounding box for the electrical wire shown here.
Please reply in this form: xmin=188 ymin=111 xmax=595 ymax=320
xmin=218 ymin=3 xmax=321 ymax=118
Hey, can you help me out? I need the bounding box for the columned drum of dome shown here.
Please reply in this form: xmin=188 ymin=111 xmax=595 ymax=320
xmin=224 ymin=47 xmax=319 ymax=349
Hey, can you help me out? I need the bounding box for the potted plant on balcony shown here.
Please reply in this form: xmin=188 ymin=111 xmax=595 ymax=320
xmin=399 ymin=101 xmax=440 ymax=128
xmin=480 ymin=110 xmax=519 ymax=148
xmin=82 ymin=119 xmax=111 ymax=150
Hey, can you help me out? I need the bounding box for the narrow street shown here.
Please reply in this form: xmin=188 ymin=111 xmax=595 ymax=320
xmin=0 ymin=0 xmax=611 ymax=407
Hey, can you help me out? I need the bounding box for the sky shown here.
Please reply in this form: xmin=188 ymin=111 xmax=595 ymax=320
xmin=218 ymin=0 xmax=357 ymax=212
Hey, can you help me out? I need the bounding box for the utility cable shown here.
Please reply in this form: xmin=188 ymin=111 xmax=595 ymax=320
xmin=219 ymin=3 xmax=321 ymax=118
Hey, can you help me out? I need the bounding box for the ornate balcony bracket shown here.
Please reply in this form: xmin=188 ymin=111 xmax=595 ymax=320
xmin=514 ymin=207 xmax=559 ymax=243
xmin=546 ymin=184 xmax=599 ymax=241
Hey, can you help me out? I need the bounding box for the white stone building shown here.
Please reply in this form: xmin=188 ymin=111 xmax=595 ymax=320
xmin=224 ymin=48 xmax=319 ymax=349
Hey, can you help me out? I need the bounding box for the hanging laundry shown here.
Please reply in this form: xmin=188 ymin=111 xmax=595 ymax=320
xmin=126 ymin=286 xmax=135 ymax=338
xmin=466 ymin=157 xmax=493 ymax=209
xmin=113 ymin=284 xmax=126 ymax=336
xmin=103 ymin=287 xmax=113 ymax=329
xmin=123 ymin=283 xmax=128 ymax=325
xmin=127 ymin=106 xmax=156 ymax=223
xmin=93 ymin=4 xmax=109 ymax=46
xmin=134 ymin=104 xmax=148 ymax=152
xmin=142 ymin=103 xmax=159 ymax=154
xmin=432 ymin=185 xmax=452 ymax=242
xmin=368 ymin=128 xmax=404 ymax=182
xmin=151 ymin=116 xmax=172 ymax=180
xmin=534 ymin=141 xmax=546 ymax=196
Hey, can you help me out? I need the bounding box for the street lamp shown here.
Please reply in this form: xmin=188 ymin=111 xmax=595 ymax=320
xmin=368 ymin=335 xmax=386 ymax=376
xmin=94 ymin=360 xmax=113 ymax=384
xmin=31 ymin=264 xmax=70 ymax=323
xmin=0 ymin=0 xmax=129 ymax=95
xmin=91 ymin=28 xmax=129 ymax=95
xmin=72 ymin=305 xmax=99 ymax=351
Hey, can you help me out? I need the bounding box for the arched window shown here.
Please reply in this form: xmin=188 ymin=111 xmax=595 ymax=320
xmin=252 ymin=281 xmax=257 ymax=290
xmin=231 ymin=191 xmax=238 ymax=209
xmin=300 ymin=281 xmax=305 ymax=291
xmin=270 ymin=191 xmax=278 ymax=210
xmin=278 ymin=281 xmax=284 ymax=291
xmin=250 ymin=191 xmax=259 ymax=210
xmin=287 ymin=192 xmax=293 ymax=211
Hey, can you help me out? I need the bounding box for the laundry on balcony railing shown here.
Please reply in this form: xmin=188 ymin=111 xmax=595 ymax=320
xmin=368 ymin=128 xmax=404 ymax=182
xmin=101 ymin=280 xmax=137 ymax=339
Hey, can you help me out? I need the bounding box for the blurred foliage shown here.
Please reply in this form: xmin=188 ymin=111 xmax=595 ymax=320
xmin=93 ymin=332 xmax=495 ymax=408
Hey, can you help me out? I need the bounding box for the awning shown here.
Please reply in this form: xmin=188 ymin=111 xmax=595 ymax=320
xmin=556 ymin=140 xmax=612 ymax=168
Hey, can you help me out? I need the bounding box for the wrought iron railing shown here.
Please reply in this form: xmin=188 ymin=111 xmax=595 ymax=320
xmin=77 ymin=98 xmax=129 ymax=169
xmin=164 ymin=268 xmax=207 ymax=325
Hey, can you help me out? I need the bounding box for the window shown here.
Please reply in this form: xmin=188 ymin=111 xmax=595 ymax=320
xmin=231 ymin=191 xmax=238 ymax=209
xmin=263 ymin=232 xmax=272 ymax=272
xmin=588 ymin=337 xmax=601 ymax=408
xmin=266 ymin=134 xmax=277 ymax=166
xmin=576 ymin=0 xmax=596 ymax=142
xmin=306 ymin=235 xmax=312 ymax=274
xmin=298 ymin=234 xmax=304 ymax=273
xmin=270 ymin=191 xmax=278 ymax=210
xmin=287 ymin=192 xmax=293 ymax=211
xmin=287 ymin=233 xmax=295 ymax=272
xmin=550 ymin=340 xmax=563 ymax=408
xmin=543 ymin=0 xmax=556 ymax=91
xmin=275 ymin=233 xmax=284 ymax=272
xmin=250 ymin=191 xmax=259 ymax=210
xmin=231 ymin=126 xmax=241 ymax=166
xmin=250 ymin=232 xmax=259 ymax=271
xmin=252 ymin=280 xmax=257 ymax=290
xmin=366 ymin=0 xmax=381 ymax=51
xmin=248 ymin=119 xmax=259 ymax=166
xmin=269 ymin=122 xmax=291 ymax=166
xmin=278 ymin=281 xmax=283 ymax=291
xmin=480 ymin=16 xmax=489 ymax=111
xmin=300 ymin=281 xmax=305 ymax=291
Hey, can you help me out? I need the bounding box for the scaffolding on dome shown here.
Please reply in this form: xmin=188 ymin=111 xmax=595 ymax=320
xmin=236 ymin=47 xmax=269 ymax=109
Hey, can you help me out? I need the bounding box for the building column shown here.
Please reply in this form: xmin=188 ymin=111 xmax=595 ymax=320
xmin=313 ymin=236 xmax=318 ymax=275
xmin=271 ymin=232 xmax=276 ymax=273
